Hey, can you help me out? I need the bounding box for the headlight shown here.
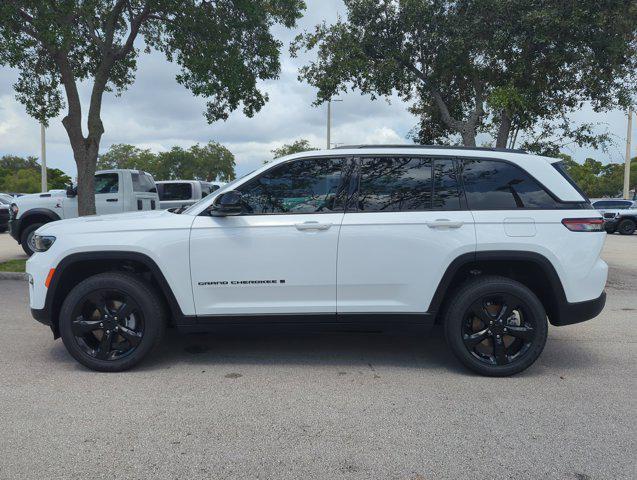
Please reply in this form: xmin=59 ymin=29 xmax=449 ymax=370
xmin=33 ymin=235 xmax=56 ymax=252
xmin=10 ymin=203 xmax=18 ymax=217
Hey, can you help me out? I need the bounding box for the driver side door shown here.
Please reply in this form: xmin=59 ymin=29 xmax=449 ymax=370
xmin=189 ymin=156 xmax=349 ymax=318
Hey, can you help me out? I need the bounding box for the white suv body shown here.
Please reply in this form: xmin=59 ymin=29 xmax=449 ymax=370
xmin=26 ymin=147 xmax=607 ymax=375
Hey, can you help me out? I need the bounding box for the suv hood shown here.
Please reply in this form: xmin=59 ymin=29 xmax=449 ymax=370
xmin=36 ymin=209 xmax=195 ymax=235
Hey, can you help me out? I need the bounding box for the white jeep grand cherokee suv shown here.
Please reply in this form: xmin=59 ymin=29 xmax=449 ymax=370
xmin=26 ymin=146 xmax=607 ymax=376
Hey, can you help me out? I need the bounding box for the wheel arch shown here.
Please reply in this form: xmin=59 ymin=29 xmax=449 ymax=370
xmin=16 ymin=209 xmax=61 ymax=241
xmin=45 ymin=251 xmax=186 ymax=337
xmin=430 ymin=251 xmax=568 ymax=326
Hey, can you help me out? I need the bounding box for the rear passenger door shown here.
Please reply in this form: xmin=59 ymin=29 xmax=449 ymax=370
xmin=336 ymin=156 xmax=476 ymax=314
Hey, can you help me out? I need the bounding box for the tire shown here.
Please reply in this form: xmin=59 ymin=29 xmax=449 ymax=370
xmin=20 ymin=222 xmax=44 ymax=256
xmin=444 ymin=275 xmax=548 ymax=377
xmin=617 ymin=218 xmax=636 ymax=235
xmin=59 ymin=272 xmax=167 ymax=372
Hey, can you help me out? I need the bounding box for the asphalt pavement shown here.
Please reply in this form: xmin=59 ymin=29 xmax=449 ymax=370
xmin=0 ymin=235 xmax=634 ymax=479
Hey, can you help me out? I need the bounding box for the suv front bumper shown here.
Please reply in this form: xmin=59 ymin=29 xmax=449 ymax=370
xmin=8 ymin=218 xmax=21 ymax=242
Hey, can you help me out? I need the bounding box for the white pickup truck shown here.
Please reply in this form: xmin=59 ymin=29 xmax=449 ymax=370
xmin=9 ymin=169 xmax=159 ymax=255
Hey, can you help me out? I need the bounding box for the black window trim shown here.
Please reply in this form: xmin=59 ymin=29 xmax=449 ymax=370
xmin=204 ymin=153 xmax=589 ymax=216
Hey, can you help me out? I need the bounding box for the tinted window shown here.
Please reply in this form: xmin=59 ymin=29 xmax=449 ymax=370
xmin=94 ymin=173 xmax=119 ymax=194
xmin=132 ymin=172 xmax=157 ymax=193
xmin=238 ymin=158 xmax=343 ymax=214
xmin=358 ymin=157 xmax=432 ymax=211
xmin=462 ymin=159 xmax=557 ymax=209
xmin=433 ymin=159 xmax=462 ymax=210
xmin=157 ymin=183 xmax=193 ymax=201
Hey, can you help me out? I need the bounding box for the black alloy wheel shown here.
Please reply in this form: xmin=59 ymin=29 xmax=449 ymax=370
xmin=70 ymin=290 xmax=144 ymax=361
xmin=462 ymin=294 xmax=535 ymax=366
xmin=59 ymin=272 xmax=166 ymax=371
xmin=445 ymin=276 xmax=548 ymax=376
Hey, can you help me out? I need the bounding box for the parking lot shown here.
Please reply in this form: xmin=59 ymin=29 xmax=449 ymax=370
xmin=0 ymin=234 xmax=634 ymax=479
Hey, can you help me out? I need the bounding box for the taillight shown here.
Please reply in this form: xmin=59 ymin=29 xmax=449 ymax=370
xmin=562 ymin=218 xmax=604 ymax=232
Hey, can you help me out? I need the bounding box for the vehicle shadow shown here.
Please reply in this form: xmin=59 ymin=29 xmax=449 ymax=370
xmin=47 ymin=325 xmax=597 ymax=376
xmin=140 ymin=326 xmax=465 ymax=373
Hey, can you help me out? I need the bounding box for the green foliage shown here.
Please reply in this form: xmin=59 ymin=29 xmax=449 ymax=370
xmin=270 ymin=139 xmax=318 ymax=160
xmin=97 ymin=142 xmax=236 ymax=181
xmin=0 ymin=155 xmax=71 ymax=193
xmin=0 ymin=1 xmax=306 ymax=215
xmin=293 ymin=0 xmax=637 ymax=150
xmin=0 ymin=1 xmax=307 ymax=123
xmin=559 ymin=154 xmax=636 ymax=198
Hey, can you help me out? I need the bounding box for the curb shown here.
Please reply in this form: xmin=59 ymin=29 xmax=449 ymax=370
xmin=0 ymin=272 xmax=28 ymax=281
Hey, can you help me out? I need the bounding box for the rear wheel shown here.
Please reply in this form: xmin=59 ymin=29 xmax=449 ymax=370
xmin=20 ymin=222 xmax=43 ymax=256
xmin=59 ymin=272 xmax=166 ymax=372
xmin=444 ymin=275 xmax=548 ymax=376
xmin=617 ymin=218 xmax=636 ymax=235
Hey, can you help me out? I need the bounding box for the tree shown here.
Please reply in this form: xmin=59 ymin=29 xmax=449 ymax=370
xmin=97 ymin=141 xmax=235 ymax=181
xmin=0 ymin=1 xmax=305 ymax=215
xmin=270 ymin=138 xmax=317 ymax=160
xmin=0 ymin=154 xmax=71 ymax=193
xmin=558 ymin=154 xmax=635 ymax=198
xmin=292 ymin=1 xmax=636 ymax=152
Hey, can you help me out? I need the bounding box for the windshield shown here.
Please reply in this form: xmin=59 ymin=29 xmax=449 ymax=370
xmin=181 ymin=173 xmax=253 ymax=215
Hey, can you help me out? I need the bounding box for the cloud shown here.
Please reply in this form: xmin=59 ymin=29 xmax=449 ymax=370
xmin=0 ymin=0 xmax=634 ymax=181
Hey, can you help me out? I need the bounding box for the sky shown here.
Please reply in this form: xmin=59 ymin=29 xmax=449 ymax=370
xmin=0 ymin=0 xmax=635 ymax=180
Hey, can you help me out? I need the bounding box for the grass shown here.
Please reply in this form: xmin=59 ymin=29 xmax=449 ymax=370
xmin=0 ymin=259 xmax=26 ymax=272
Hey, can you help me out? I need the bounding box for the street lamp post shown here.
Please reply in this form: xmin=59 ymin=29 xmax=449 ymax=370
xmin=623 ymin=106 xmax=633 ymax=200
xmin=40 ymin=122 xmax=47 ymax=192
xmin=326 ymin=98 xmax=342 ymax=149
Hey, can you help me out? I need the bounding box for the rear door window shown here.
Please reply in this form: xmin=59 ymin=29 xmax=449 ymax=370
xmin=461 ymin=159 xmax=557 ymax=209
xmin=357 ymin=157 xmax=433 ymax=212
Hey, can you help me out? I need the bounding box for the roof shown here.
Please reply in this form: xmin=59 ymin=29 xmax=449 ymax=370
xmin=333 ymin=144 xmax=528 ymax=154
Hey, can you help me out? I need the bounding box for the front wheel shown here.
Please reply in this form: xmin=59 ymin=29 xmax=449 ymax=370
xmin=59 ymin=272 xmax=166 ymax=371
xmin=617 ymin=218 xmax=636 ymax=235
xmin=444 ymin=276 xmax=548 ymax=377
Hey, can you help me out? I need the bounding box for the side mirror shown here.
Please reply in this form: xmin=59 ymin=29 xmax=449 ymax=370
xmin=66 ymin=185 xmax=77 ymax=198
xmin=210 ymin=190 xmax=243 ymax=217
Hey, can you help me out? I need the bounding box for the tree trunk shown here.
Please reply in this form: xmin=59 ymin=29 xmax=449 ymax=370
xmin=74 ymin=144 xmax=98 ymax=216
xmin=495 ymin=110 xmax=512 ymax=148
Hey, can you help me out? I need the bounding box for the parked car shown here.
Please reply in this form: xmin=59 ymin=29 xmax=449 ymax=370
xmin=9 ymin=169 xmax=159 ymax=255
xmin=591 ymin=199 xmax=637 ymax=235
xmin=156 ymin=180 xmax=224 ymax=210
xmin=0 ymin=195 xmax=11 ymax=233
xmin=26 ymin=146 xmax=607 ymax=375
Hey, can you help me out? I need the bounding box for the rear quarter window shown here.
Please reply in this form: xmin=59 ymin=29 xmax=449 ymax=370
xmin=461 ymin=159 xmax=557 ymax=209
xmin=132 ymin=172 xmax=157 ymax=193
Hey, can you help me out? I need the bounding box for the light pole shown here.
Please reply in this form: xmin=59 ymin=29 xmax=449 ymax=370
xmin=326 ymin=98 xmax=342 ymax=149
xmin=40 ymin=122 xmax=47 ymax=192
xmin=623 ymin=106 xmax=633 ymax=200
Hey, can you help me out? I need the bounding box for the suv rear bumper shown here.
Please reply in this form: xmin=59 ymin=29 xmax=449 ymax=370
xmin=551 ymin=291 xmax=606 ymax=326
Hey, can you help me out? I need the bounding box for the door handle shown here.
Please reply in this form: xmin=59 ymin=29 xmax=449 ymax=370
xmin=106 ymin=198 xmax=118 ymax=202
xmin=295 ymin=221 xmax=332 ymax=231
xmin=426 ymin=219 xmax=463 ymax=229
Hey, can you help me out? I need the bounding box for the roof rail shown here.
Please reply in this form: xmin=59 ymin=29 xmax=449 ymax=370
xmin=332 ymin=144 xmax=528 ymax=154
